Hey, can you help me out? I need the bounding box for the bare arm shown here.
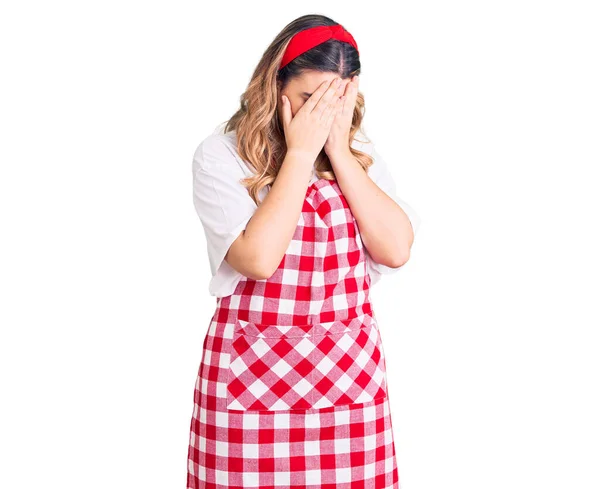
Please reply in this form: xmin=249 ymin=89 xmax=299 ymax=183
xmin=224 ymin=152 xmax=314 ymax=279
xmin=329 ymin=148 xmax=415 ymax=268
xmin=224 ymin=76 xmax=344 ymax=280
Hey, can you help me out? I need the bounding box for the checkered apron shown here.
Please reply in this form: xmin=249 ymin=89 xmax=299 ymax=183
xmin=187 ymin=178 xmax=400 ymax=488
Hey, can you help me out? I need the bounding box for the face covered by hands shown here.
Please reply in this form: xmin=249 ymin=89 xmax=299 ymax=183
xmin=277 ymin=71 xmax=359 ymax=159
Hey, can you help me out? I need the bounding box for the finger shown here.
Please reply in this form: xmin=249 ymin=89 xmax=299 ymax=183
xmin=339 ymin=94 xmax=348 ymax=119
xmin=342 ymin=81 xmax=357 ymax=117
xmin=321 ymin=93 xmax=340 ymax=124
xmin=299 ymin=78 xmax=336 ymax=115
xmin=312 ymin=77 xmax=342 ymax=117
xmin=328 ymin=83 xmax=345 ymax=117
xmin=345 ymin=79 xmax=357 ymax=100
xmin=325 ymin=97 xmax=342 ymax=127
xmin=281 ymin=95 xmax=292 ymax=130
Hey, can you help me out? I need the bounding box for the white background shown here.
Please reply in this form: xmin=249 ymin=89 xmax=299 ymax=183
xmin=1 ymin=1 xmax=599 ymax=488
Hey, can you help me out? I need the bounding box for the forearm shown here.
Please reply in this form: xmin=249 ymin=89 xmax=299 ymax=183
xmin=329 ymin=149 xmax=414 ymax=268
xmin=226 ymin=151 xmax=314 ymax=279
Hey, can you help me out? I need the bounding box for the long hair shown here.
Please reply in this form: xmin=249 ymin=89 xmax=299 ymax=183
xmin=223 ymin=14 xmax=374 ymax=206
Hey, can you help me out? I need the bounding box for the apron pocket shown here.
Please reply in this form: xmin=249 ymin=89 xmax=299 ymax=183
xmin=225 ymin=314 xmax=388 ymax=411
xmin=309 ymin=319 xmax=388 ymax=409
xmin=225 ymin=321 xmax=316 ymax=411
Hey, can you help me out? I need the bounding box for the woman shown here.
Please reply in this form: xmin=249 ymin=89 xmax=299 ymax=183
xmin=187 ymin=14 xmax=420 ymax=489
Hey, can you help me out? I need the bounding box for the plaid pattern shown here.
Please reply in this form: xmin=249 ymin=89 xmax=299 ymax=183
xmin=187 ymin=179 xmax=400 ymax=488
xmin=226 ymin=312 xmax=388 ymax=411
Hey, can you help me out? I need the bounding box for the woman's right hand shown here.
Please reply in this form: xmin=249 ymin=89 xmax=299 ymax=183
xmin=280 ymin=77 xmax=344 ymax=162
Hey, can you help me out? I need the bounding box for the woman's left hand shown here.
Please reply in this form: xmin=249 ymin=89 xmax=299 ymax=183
xmin=324 ymin=75 xmax=359 ymax=157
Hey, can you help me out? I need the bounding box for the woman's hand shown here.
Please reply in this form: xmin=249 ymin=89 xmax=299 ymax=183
xmin=324 ymin=75 xmax=359 ymax=157
xmin=281 ymin=77 xmax=344 ymax=163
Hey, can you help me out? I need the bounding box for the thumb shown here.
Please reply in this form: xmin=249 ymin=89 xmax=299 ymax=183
xmin=281 ymin=95 xmax=292 ymax=129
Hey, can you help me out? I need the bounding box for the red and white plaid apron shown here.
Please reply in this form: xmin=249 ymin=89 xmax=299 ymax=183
xmin=187 ymin=178 xmax=400 ymax=488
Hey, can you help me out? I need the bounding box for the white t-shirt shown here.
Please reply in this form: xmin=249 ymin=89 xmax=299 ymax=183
xmin=192 ymin=123 xmax=421 ymax=297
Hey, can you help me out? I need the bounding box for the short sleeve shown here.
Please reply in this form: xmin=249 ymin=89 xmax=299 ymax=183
xmin=364 ymin=143 xmax=421 ymax=285
xmin=192 ymin=134 xmax=258 ymax=278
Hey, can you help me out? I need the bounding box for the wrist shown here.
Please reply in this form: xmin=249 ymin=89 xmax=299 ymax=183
xmin=285 ymin=148 xmax=317 ymax=166
xmin=326 ymin=146 xmax=353 ymax=163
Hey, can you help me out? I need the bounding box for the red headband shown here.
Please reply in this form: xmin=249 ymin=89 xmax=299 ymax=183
xmin=279 ymin=24 xmax=359 ymax=70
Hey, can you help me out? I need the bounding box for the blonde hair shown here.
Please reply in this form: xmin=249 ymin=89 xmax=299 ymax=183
xmin=222 ymin=14 xmax=374 ymax=206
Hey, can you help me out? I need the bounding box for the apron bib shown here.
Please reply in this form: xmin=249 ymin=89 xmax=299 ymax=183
xmin=215 ymin=177 xmax=388 ymax=412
